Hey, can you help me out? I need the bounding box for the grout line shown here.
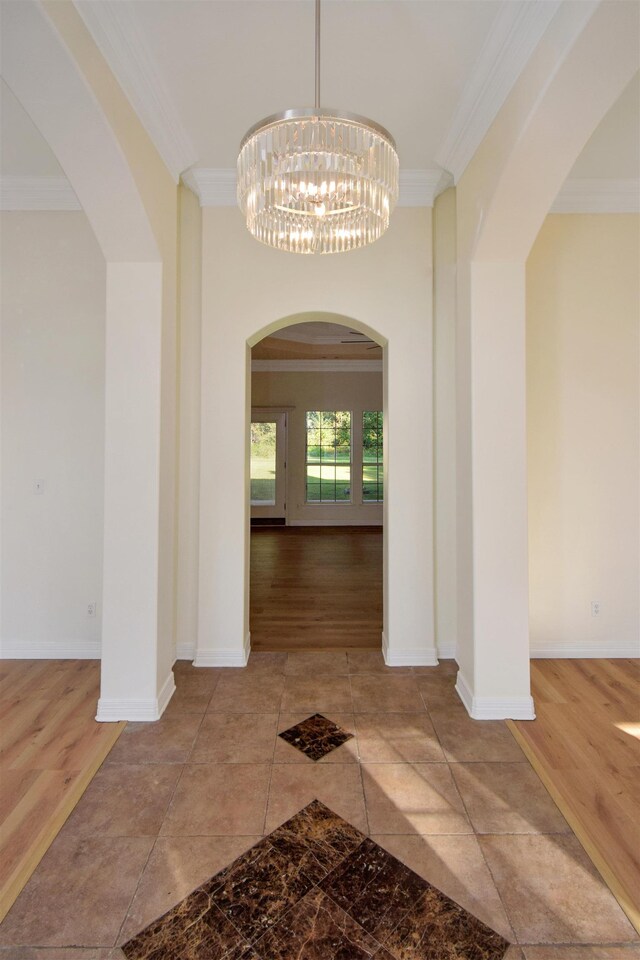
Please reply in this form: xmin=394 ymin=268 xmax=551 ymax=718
xmin=260 ymin=668 xmax=285 ymax=836
xmin=348 ymin=671 xmax=373 ymax=838
xmin=112 ymin=681 xmax=211 ymax=948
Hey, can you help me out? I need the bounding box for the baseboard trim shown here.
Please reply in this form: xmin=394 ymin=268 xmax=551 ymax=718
xmin=0 ymin=639 xmax=101 ymax=659
xmin=96 ymin=671 xmax=176 ymax=722
xmin=193 ymin=633 xmax=250 ymax=668
xmin=382 ymin=632 xmax=439 ymax=667
xmin=455 ymin=670 xmax=535 ymax=720
xmin=157 ymin=671 xmax=176 ymax=717
xmin=288 ymin=519 xmax=383 ymax=527
xmin=175 ymin=642 xmax=196 ymax=661
xmin=436 ymin=642 xmax=457 ymax=660
xmin=530 ymin=643 xmax=640 ymax=658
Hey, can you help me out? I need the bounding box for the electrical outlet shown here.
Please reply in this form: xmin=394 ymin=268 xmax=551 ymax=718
xmin=591 ymin=600 xmax=601 ymax=617
xmin=87 ymin=602 xmax=97 ymax=618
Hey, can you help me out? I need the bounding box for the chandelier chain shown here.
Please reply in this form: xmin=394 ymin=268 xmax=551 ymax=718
xmin=315 ymin=0 xmax=321 ymax=110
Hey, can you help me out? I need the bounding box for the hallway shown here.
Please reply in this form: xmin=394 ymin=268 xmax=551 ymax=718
xmin=250 ymin=527 xmax=383 ymax=651
xmin=0 ymin=652 xmax=636 ymax=956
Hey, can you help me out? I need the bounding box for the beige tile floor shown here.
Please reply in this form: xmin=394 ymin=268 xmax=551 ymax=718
xmin=0 ymin=652 xmax=638 ymax=959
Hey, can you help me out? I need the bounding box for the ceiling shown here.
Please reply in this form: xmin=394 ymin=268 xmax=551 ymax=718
xmin=269 ymin=318 xmax=380 ymax=345
xmin=569 ymin=73 xmax=639 ymax=180
xmin=1 ymin=2 xmax=637 ymax=191
xmin=1 ymin=79 xmax=62 ymax=177
xmin=120 ymin=0 xmax=502 ymax=170
xmin=254 ymin=319 xmax=382 ymax=360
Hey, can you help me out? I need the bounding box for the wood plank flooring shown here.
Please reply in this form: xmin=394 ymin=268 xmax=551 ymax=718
xmin=250 ymin=526 xmax=383 ymax=651
xmin=0 ymin=659 xmax=124 ymax=922
xmin=508 ymin=658 xmax=640 ymax=933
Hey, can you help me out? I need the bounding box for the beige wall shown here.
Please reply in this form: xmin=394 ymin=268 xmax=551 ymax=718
xmin=37 ymin=2 xmax=180 ymax=713
xmin=196 ymin=206 xmax=437 ymax=666
xmin=251 ymin=370 xmax=383 ymax=526
xmin=176 ymin=184 xmax=202 ymax=659
xmin=527 ymin=214 xmax=640 ymax=656
xmin=1 ymin=212 xmax=105 ymax=655
xmin=433 ymin=188 xmax=458 ymax=658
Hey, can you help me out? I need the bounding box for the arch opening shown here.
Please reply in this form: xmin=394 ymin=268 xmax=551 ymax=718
xmin=247 ymin=313 xmax=386 ymax=656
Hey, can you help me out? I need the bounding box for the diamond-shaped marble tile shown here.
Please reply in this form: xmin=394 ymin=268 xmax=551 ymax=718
xmin=122 ymin=800 xmax=511 ymax=960
xmin=278 ymin=713 xmax=354 ymax=761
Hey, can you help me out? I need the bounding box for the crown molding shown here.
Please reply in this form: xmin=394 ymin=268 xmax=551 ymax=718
xmin=398 ymin=169 xmax=453 ymax=207
xmin=74 ymin=1 xmax=197 ymax=182
xmin=252 ymin=360 xmax=382 ymax=373
xmin=182 ymin=167 xmax=450 ymax=208
xmin=182 ymin=168 xmax=236 ymax=206
xmin=435 ymin=0 xmax=564 ymax=183
xmin=551 ymin=179 xmax=640 ymax=213
xmin=0 ymin=176 xmax=81 ymax=211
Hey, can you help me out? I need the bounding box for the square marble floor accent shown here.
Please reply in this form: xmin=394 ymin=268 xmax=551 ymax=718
xmin=278 ymin=713 xmax=354 ymax=761
xmin=122 ymin=799 xmax=511 ymax=960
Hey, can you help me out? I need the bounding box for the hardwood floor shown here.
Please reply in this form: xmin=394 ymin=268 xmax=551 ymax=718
xmin=250 ymin=526 xmax=383 ymax=651
xmin=0 ymin=659 xmax=124 ymax=922
xmin=508 ymin=658 xmax=640 ymax=933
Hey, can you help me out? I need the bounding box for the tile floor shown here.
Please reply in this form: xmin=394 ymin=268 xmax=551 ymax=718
xmin=122 ymin=800 xmax=509 ymax=959
xmin=0 ymin=651 xmax=638 ymax=959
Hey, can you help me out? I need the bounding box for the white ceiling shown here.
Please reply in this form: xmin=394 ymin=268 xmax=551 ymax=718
xmin=122 ymin=0 xmax=502 ymax=170
xmin=569 ymin=73 xmax=639 ymax=180
xmin=270 ymin=317 xmax=380 ymax=344
xmin=1 ymin=2 xmax=637 ymax=192
xmin=0 ymin=79 xmax=63 ymax=177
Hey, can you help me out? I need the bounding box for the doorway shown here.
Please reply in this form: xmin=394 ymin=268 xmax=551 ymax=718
xmin=250 ymin=410 xmax=287 ymax=523
xmin=249 ymin=317 xmax=383 ymax=652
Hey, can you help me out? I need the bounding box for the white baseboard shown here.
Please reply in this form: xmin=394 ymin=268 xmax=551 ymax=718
xmin=436 ymin=641 xmax=457 ymax=660
xmin=530 ymin=642 xmax=640 ymax=658
xmin=175 ymin=642 xmax=196 ymax=661
xmin=382 ymin=632 xmax=439 ymax=667
xmin=288 ymin=519 xmax=383 ymax=527
xmin=194 ymin=632 xmax=250 ymax=668
xmin=455 ymin=670 xmax=535 ymax=720
xmin=96 ymin=671 xmax=176 ymax=722
xmin=0 ymin=639 xmax=101 ymax=659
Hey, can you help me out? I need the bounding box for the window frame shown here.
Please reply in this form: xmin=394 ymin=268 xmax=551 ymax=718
xmin=305 ymin=410 xmax=353 ymax=504
xmin=362 ymin=409 xmax=383 ymax=503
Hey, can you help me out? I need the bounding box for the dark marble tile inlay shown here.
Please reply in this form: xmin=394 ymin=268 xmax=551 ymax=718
xmin=278 ymin=712 xmax=354 ymax=760
xmin=122 ymin=799 xmax=511 ymax=960
xmin=321 ymin=836 xmax=510 ymax=959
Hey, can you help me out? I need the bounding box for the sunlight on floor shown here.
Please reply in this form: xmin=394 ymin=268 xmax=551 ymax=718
xmin=615 ymin=721 xmax=640 ymax=740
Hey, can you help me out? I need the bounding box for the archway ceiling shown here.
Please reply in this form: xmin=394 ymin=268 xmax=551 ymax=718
xmin=82 ymin=0 xmax=503 ymax=171
xmin=2 ymin=2 xmax=637 ymax=190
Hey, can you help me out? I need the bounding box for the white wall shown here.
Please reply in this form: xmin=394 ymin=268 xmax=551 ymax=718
xmin=1 ymin=211 xmax=105 ymax=657
xmin=195 ymin=206 xmax=436 ymax=668
xmin=175 ymin=184 xmax=203 ymax=660
xmin=432 ymin=188 xmax=458 ymax=659
xmin=251 ymin=369 xmax=383 ymax=526
xmin=527 ymin=214 xmax=640 ymax=657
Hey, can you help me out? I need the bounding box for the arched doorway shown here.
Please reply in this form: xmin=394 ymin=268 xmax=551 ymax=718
xmin=2 ymin=0 xmax=173 ymax=721
xmin=249 ymin=314 xmax=384 ymax=651
xmin=194 ymin=212 xmax=437 ymax=670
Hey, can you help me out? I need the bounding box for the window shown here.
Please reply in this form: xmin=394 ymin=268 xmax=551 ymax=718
xmin=363 ymin=411 xmax=383 ymax=502
xmin=306 ymin=411 xmax=351 ymax=502
xmin=250 ymin=420 xmax=277 ymax=504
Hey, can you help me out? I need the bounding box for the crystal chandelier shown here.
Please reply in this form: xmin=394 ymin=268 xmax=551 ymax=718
xmin=237 ymin=0 xmax=399 ymax=255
